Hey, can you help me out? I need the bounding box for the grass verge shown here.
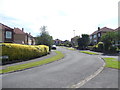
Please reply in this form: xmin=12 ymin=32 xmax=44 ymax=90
xmin=67 ymin=48 xmax=75 ymax=50
xmin=80 ymin=51 xmax=98 ymax=55
xmin=0 ymin=51 xmax=64 ymax=74
xmin=103 ymin=57 xmax=120 ymax=69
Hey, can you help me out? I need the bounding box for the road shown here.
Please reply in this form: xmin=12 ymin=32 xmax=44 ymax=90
xmin=2 ymin=47 xmax=104 ymax=88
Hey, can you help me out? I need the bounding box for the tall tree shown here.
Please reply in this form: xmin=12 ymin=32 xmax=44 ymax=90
xmin=101 ymin=32 xmax=117 ymax=51
xmin=36 ymin=26 xmax=53 ymax=51
xmin=77 ymin=34 xmax=90 ymax=49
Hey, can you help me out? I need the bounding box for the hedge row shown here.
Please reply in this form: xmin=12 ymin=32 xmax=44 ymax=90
xmin=1 ymin=43 xmax=49 ymax=64
xmin=88 ymin=42 xmax=119 ymax=53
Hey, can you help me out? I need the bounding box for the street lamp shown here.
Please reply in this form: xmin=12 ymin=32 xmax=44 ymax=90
xmin=73 ymin=30 xmax=75 ymax=37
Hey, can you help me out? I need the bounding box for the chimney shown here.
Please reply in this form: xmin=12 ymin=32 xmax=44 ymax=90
xmin=29 ymin=32 xmax=31 ymax=35
xmin=98 ymin=27 xmax=100 ymax=31
xmin=22 ymin=28 xmax=24 ymax=32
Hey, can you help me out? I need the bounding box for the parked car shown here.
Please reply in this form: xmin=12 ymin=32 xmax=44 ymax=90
xmin=52 ymin=45 xmax=57 ymax=50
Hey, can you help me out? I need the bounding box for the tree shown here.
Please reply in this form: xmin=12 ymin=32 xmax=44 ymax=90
xmin=101 ymin=32 xmax=117 ymax=51
xmin=77 ymin=34 xmax=90 ymax=49
xmin=36 ymin=26 xmax=53 ymax=51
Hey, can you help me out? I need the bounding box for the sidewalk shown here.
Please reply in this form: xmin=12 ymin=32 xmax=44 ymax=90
xmin=81 ymin=68 xmax=119 ymax=88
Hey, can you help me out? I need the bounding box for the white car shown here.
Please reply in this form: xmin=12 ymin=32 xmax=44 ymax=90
xmin=52 ymin=45 xmax=57 ymax=50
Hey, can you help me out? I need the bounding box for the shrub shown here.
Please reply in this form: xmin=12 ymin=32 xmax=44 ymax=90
xmin=88 ymin=46 xmax=93 ymax=50
xmin=109 ymin=46 xmax=117 ymax=53
xmin=1 ymin=43 xmax=49 ymax=64
xmin=97 ymin=42 xmax=104 ymax=52
xmin=92 ymin=45 xmax=98 ymax=51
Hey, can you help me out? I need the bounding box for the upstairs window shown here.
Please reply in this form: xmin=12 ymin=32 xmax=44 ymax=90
xmin=90 ymin=36 xmax=92 ymax=40
xmin=93 ymin=34 xmax=96 ymax=38
xmin=98 ymin=33 xmax=101 ymax=37
xmin=6 ymin=31 xmax=12 ymax=39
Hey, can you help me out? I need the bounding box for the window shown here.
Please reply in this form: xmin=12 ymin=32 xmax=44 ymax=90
xmin=93 ymin=35 xmax=96 ymax=38
xmin=6 ymin=31 xmax=12 ymax=39
xmin=94 ymin=40 xmax=97 ymax=43
xmin=98 ymin=33 xmax=101 ymax=37
xmin=90 ymin=36 xmax=92 ymax=40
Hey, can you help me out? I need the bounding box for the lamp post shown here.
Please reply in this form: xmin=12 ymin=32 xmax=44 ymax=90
xmin=73 ymin=30 xmax=75 ymax=37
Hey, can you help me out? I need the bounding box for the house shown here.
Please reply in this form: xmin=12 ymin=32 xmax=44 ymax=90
xmin=14 ymin=28 xmax=35 ymax=45
xmin=0 ymin=23 xmax=35 ymax=45
xmin=89 ymin=27 xmax=114 ymax=45
xmin=26 ymin=33 xmax=36 ymax=45
xmin=0 ymin=23 xmax=14 ymax=43
xmin=54 ymin=39 xmax=62 ymax=45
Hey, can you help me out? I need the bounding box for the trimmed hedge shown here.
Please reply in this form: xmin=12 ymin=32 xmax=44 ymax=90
xmin=1 ymin=43 xmax=49 ymax=64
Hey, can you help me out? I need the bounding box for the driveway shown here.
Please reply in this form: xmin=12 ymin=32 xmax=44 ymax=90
xmin=2 ymin=47 xmax=104 ymax=88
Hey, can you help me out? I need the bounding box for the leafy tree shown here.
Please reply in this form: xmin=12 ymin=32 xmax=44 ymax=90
xmin=36 ymin=26 xmax=53 ymax=51
xmin=77 ymin=34 xmax=90 ymax=49
xmin=101 ymin=32 xmax=116 ymax=51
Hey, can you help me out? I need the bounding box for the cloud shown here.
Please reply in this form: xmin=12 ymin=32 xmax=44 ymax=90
xmin=0 ymin=0 xmax=119 ymax=40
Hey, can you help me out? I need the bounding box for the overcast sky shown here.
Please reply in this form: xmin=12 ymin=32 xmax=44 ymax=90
xmin=0 ymin=0 xmax=119 ymax=41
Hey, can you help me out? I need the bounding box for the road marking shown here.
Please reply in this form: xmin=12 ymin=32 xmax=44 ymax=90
xmin=69 ymin=57 xmax=105 ymax=88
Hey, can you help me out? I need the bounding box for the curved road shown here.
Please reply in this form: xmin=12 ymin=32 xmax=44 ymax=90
xmin=2 ymin=47 xmax=104 ymax=88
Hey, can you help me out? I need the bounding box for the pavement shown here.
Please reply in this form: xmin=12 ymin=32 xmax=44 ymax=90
xmin=81 ymin=68 xmax=119 ymax=88
xmin=1 ymin=47 xmax=119 ymax=88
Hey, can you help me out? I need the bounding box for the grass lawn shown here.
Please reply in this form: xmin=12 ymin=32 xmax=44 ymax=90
xmin=0 ymin=51 xmax=64 ymax=74
xmin=103 ymin=57 xmax=120 ymax=69
xmin=67 ymin=48 xmax=75 ymax=50
xmin=80 ymin=51 xmax=98 ymax=55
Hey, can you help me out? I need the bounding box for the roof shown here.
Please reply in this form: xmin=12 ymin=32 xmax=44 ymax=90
xmin=91 ymin=27 xmax=114 ymax=35
xmin=114 ymin=27 xmax=120 ymax=32
xmin=0 ymin=23 xmax=13 ymax=30
xmin=26 ymin=33 xmax=33 ymax=37
xmin=14 ymin=28 xmax=26 ymax=34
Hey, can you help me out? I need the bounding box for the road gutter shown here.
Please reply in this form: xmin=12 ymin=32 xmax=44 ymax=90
xmin=69 ymin=57 xmax=106 ymax=88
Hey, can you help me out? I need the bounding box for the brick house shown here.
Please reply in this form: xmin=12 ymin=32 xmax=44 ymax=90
xmin=14 ymin=28 xmax=35 ymax=45
xmin=89 ymin=27 xmax=114 ymax=45
xmin=0 ymin=23 xmax=35 ymax=45
xmin=53 ymin=39 xmax=62 ymax=45
xmin=0 ymin=23 xmax=14 ymax=43
xmin=26 ymin=33 xmax=36 ymax=45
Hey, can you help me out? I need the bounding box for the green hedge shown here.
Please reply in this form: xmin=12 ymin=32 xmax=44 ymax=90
xmin=1 ymin=43 xmax=49 ymax=64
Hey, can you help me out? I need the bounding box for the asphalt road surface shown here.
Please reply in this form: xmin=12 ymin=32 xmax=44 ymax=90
xmin=2 ymin=47 xmax=104 ymax=88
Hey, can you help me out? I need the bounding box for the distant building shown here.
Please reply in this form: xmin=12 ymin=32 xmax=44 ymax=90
xmin=54 ymin=39 xmax=62 ymax=45
xmin=89 ymin=27 xmax=114 ymax=45
xmin=0 ymin=23 xmax=14 ymax=43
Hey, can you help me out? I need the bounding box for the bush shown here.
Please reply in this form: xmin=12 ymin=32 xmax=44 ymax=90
xmin=97 ymin=42 xmax=104 ymax=52
xmin=92 ymin=45 xmax=98 ymax=51
xmin=1 ymin=43 xmax=49 ymax=64
xmin=88 ymin=46 xmax=93 ymax=50
xmin=109 ymin=46 xmax=117 ymax=53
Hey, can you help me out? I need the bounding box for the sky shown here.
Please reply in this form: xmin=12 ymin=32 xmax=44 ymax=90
xmin=0 ymin=0 xmax=119 ymax=41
